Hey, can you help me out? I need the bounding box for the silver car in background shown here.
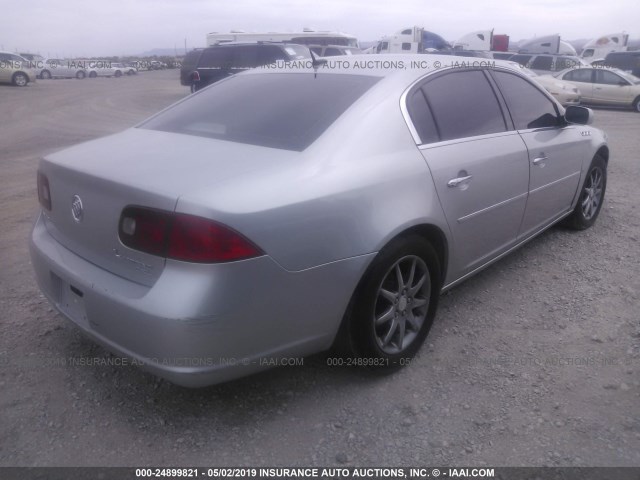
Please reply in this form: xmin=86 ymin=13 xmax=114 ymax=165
xmin=39 ymin=58 xmax=87 ymax=79
xmin=30 ymin=55 xmax=609 ymax=387
xmin=83 ymin=60 xmax=117 ymax=78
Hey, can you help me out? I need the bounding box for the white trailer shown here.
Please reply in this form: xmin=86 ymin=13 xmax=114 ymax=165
xmin=518 ymin=34 xmax=577 ymax=55
xmin=580 ymin=33 xmax=629 ymax=61
xmin=206 ymin=29 xmax=358 ymax=48
xmin=367 ymin=27 xmax=451 ymax=54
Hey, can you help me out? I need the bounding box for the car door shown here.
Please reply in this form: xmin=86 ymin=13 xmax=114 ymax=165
xmin=47 ymin=59 xmax=68 ymax=78
xmin=406 ymin=69 xmax=530 ymax=278
xmin=561 ymin=68 xmax=594 ymax=102
xmin=491 ymin=70 xmax=587 ymax=238
xmin=0 ymin=53 xmax=12 ymax=83
xmin=592 ymin=70 xmax=633 ymax=105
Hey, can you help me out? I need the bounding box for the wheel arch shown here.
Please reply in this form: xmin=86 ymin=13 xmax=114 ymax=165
xmin=331 ymin=221 xmax=448 ymax=354
xmin=596 ymin=145 xmax=609 ymax=165
xmin=393 ymin=223 xmax=449 ymax=286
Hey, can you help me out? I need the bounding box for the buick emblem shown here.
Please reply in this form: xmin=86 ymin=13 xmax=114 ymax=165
xmin=71 ymin=195 xmax=83 ymax=222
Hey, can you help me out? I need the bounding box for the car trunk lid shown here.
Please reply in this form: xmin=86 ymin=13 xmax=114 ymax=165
xmin=39 ymin=128 xmax=298 ymax=286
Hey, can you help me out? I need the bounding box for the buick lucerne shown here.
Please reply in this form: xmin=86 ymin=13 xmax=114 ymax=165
xmin=31 ymin=55 xmax=609 ymax=386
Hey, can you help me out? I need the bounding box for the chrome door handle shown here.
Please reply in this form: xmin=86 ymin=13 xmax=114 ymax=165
xmin=447 ymin=175 xmax=473 ymax=188
xmin=532 ymin=156 xmax=548 ymax=165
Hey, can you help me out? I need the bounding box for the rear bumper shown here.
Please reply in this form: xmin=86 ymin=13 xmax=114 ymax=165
xmin=30 ymin=213 xmax=372 ymax=387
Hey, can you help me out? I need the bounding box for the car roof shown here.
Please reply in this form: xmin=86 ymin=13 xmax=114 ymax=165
xmin=554 ymin=66 xmax=631 ymax=76
xmin=208 ymin=41 xmax=307 ymax=47
xmin=244 ymin=53 xmax=524 ymax=83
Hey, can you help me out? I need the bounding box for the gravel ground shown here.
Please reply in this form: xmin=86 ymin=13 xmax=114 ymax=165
xmin=0 ymin=70 xmax=639 ymax=467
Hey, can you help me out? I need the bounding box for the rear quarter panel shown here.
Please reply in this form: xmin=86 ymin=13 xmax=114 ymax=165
xmin=175 ymin=75 xmax=451 ymax=273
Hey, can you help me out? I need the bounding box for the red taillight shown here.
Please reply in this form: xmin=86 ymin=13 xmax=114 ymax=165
xmin=37 ymin=171 xmax=52 ymax=211
xmin=191 ymin=71 xmax=200 ymax=81
xmin=119 ymin=207 xmax=263 ymax=263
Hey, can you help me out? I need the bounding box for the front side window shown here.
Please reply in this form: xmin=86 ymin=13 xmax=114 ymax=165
xmin=493 ymin=71 xmax=559 ymax=130
xmin=141 ymin=73 xmax=380 ymax=151
xmin=595 ymin=70 xmax=626 ymax=86
xmin=401 ymin=43 xmax=412 ymax=51
xmin=421 ymin=70 xmax=506 ymax=142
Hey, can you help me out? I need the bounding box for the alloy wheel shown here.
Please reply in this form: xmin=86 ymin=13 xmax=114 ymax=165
xmin=373 ymin=255 xmax=430 ymax=354
xmin=581 ymin=166 xmax=603 ymax=221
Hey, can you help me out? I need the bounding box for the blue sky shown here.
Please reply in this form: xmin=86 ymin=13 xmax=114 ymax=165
xmin=1 ymin=0 xmax=638 ymax=57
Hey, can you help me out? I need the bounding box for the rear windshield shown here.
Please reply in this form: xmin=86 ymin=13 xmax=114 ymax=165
xmin=140 ymin=73 xmax=380 ymax=151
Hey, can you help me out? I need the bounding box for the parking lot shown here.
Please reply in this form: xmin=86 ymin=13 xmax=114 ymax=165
xmin=0 ymin=70 xmax=639 ymax=467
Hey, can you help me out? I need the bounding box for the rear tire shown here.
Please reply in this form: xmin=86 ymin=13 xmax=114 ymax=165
xmin=342 ymin=235 xmax=441 ymax=369
xmin=41 ymin=70 xmax=51 ymax=79
xmin=12 ymin=72 xmax=28 ymax=87
xmin=76 ymin=70 xmax=86 ymax=79
xmin=115 ymin=70 xmax=122 ymax=78
xmin=564 ymin=154 xmax=607 ymax=230
xmin=89 ymin=71 xmax=97 ymax=78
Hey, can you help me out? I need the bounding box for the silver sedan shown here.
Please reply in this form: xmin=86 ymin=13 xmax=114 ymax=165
xmin=30 ymin=55 xmax=608 ymax=387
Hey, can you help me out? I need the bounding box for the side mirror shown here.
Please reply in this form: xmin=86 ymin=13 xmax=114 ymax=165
xmin=565 ymin=105 xmax=593 ymax=125
xmin=618 ymin=80 xmax=628 ymax=87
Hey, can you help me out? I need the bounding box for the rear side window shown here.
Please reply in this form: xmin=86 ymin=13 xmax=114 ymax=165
xmin=493 ymin=71 xmax=559 ymax=130
xmin=406 ymin=90 xmax=439 ymax=144
xmin=141 ymin=73 xmax=380 ymax=151
xmin=198 ymin=48 xmax=233 ymax=69
xmin=564 ymin=69 xmax=593 ymax=83
xmin=555 ymin=56 xmax=581 ymax=71
xmin=531 ymin=56 xmax=553 ymax=70
xmin=605 ymin=52 xmax=638 ymax=68
xmin=324 ymin=48 xmax=343 ymax=56
xmin=421 ymin=70 xmax=506 ymax=141
xmin=229 ymin=46 xmax=259 ymax=69
xmin=182 ymin=50 xmax=202 ymax=69
xmin=281 ymin=45 xmax=312 ymax=59
xmin=257 ymin=46 xmax=287 ymax=65
xmin=510 ymin=54 xmax=532 ymax=66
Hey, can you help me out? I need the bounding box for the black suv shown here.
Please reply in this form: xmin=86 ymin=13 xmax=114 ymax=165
xmin=603 ymin=51 xmax=640 ymax=77
xmin=180 ymin=43 xmax=311 ymax=92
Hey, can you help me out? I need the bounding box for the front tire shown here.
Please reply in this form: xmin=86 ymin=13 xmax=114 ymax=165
xmin=345 ymin=235 xmax=441 ymax=368
xmin=40 ymin=70 xmax=52 ymax=79
xmin=565 ymin=154 xmax=607 ymax=230
xmin=12 ymin=72 xmax=28 ymax=87
xmin=76 ymin=70 xmax=86 ymax=79
xmin=633 ymin=96 xmax=640 ymax=113
xmin=89 ymin=71 xmax=97 ymax=78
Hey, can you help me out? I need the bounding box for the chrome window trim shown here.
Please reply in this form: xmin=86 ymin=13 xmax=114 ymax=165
xmin=400 ymin=65 xmax=560 ymax=148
